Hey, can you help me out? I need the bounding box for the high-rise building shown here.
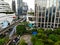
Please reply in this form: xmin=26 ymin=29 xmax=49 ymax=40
xmin=15 ymin=0 xmax=28 ymax=16
xmin=22 ymin=2 xmax=28 ymax=15
xmin=35 ymin=0 xmax=60 ymax=28
xmin=15 ymin=0 xmax=23 ymax=15
xmin=12 ymin=0 xmax=16 ymax=13
xmin=17 ymin=0 xmax=23 ymax=15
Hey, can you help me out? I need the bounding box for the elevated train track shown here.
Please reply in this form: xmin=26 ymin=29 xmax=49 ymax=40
xmin=0 ymin=18 xmax=25 ymax=34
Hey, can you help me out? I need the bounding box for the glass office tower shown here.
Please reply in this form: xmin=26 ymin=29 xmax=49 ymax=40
xmin=35 ymin=0 xmax=60 ymax=28
xmin=17 ymin=0 xmax=22 ymax=15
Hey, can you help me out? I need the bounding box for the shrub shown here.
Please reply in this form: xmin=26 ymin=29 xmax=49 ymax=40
xmin=48 ymin=34 xmax=59 ymax=42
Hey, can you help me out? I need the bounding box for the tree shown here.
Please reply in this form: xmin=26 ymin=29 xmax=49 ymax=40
xmin=28 ymin=12 xmax=34 ymax=15
xmin=31 ymin=36 xmax=37 ymax=45
xmin=19 ymin=39 xmax=27 ymax=45
xmin=53 ymin=28 xmax=60 ymax=35
xmin=48 ymin=34 xmax=59 ymax=42
xmin=45 ymin=29 xmax=53 ymax=35
xmin=54 ymin=41 xmax=60 ymax=45
xmin=37 ymin=28 xmax=44 ymax=33
xmin=44 ymin=39 xmax=54 ymax=45
xmin=35 ymin=39 xmax=44 ymax=45
xmin=16 ymin=25 xmax=26 ymax=35
xmin=0 ymin=38 xmax=5 ymax=45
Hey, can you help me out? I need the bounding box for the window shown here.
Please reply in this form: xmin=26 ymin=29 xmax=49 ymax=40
xmin=39 ymin=18 xmax=41 ymax=22
xmin=55 ymin=24 xmax=57 ymax=26
xmin=39 ymin=12 xmax=41 ymax=16
xmin=58 ymin=24 xmax=60 ymax=27
xmin=41 ymin=23 xmax=44 ymax=27
xmin=49 ymin=16 xmax=51 ymax=22
xmin=56 ymin=12 xmax=59 ymax=17
xmin=42 ymin=18 xmax=44 ymax=22
xmin=48 ymin=23 xmax=50 ymax=25
xmin=42 ymin=12 xmax=45 ymax=16
xmin=59 ymin=18 xmax=60 ymax=23
xmin=45 ymin=23 xmax=47 ymax=28
xmin=56 ymin=18 xmax=58 ymax=23
xmin=53 ymin=7 xmax=56 ymax=13
xmin=38 ymin=23 xmax=40 ymax=27
xmin=52 ymin=15 xmax=55 ymax=22
xmin=45 ymin=17 xmax=48 ymax=22
xmin=51 ymin=24 xmax=54 ymax=28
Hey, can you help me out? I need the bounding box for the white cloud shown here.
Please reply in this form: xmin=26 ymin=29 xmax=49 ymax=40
xmin=23 ymin=0 xmax=34 ymax=10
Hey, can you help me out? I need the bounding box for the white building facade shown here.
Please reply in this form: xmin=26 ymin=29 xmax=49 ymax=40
xmin=35 ymin=0 xmax=60 ymax=28
xmin=0 ymin=0 xmax=16 ymax=29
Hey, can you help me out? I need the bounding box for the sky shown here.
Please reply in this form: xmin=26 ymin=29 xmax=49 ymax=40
xmin=4 ymin=0 xmax=34 ymax=10
xmin=23 ymin=0 xmax=34 ymax=10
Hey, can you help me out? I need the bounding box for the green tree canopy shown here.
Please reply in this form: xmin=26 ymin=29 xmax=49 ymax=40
xmin=16 ymin=25 xmax=26 ymax=35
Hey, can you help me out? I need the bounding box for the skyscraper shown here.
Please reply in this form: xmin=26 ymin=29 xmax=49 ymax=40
xmin=15 ymin=0 xmax=28 ymax=16
xmin=22 ymin=2 xmax=28 ymax=15
xmin=35 ymin=0 xmax=60 ymax=28
xmin=12 ymin=0 xmax=16 ymax=13
xmin=17 ymin=0 xmax=23 ymax=15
